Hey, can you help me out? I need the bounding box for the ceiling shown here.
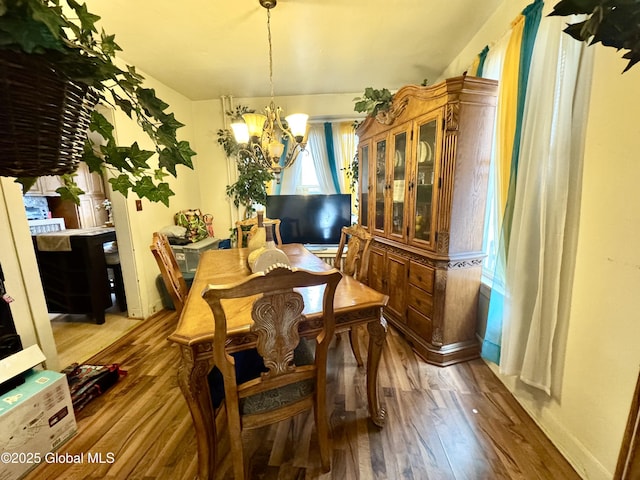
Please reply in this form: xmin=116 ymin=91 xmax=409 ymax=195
xmin=86 ymin=0 xmax=504 ymax=101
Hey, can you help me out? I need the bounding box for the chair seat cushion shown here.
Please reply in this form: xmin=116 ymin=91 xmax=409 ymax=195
xmin=241 ymin=338 xmax=315 ymax=415
xmin=240 ymin=378 xmax=314 ymax=415
xmin=207 ymin=338 xmax=316 ymax=411
xmin=208 ymin=348 xmax=266 ymax=409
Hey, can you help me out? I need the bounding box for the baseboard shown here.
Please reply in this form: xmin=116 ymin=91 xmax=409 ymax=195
xmin=483 ymin=360 xmax=612 ymax=480
xmin=476 ymin=283 xmax=612 ymax=480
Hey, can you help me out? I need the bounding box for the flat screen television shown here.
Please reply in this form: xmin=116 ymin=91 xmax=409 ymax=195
xmin=265 ymin=194 xmax=352 ymax=246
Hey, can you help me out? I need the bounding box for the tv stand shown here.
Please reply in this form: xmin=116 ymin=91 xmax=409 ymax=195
xmin=303 ymin=244 xmax=341 ymax=267
xmin=304 ymin=244 xmax=339 ymax=252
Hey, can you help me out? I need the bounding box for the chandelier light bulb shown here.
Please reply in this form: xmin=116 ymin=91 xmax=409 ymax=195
xmin=230 ymin=122 xmax=250 ymax=144
xmin=268 ymin=140 xmax=285 ymax=159
xmin=241 ymin=113 xmax=267 ymax=140
xmin=285 ymin=114 xmax=309 ymax=142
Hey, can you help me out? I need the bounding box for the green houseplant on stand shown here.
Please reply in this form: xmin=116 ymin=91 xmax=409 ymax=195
xmin=217 ymin=105 xmax=274 ymax=245
xmin=0 ymin=0 xmax=196 ymax=206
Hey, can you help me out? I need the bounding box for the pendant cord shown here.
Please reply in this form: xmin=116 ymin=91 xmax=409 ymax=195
xmin=267 ymin=8 xmax=274 ymax=102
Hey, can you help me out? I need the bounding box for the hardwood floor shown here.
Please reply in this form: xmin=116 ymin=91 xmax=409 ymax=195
xmin=27 ymin=310 xmax=581 ymax=480
xmin=50 ymin=306 xmax=141 ymax=369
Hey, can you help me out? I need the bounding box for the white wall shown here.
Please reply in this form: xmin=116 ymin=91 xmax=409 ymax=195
xmin=191 ymin=99 xmax=233 ymax=241
xmin=106 ymin=63 xmax=201 ymax=319
xmin=446 ymin=1 xmax=640 ymax=478
xmin=563 ymin=45 xmax=640 ymax=476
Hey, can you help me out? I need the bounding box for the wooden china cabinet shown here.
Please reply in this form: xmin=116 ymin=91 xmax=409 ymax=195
xmin=357 ymin=75 xmax=498 ymax=366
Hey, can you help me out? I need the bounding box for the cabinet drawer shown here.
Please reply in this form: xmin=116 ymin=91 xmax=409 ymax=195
xmin=409 ymin=262 xmax=435 ymax=293
xmin=407 ymin=306 xmax=432 ymax=341
xmin=408 ymin=284 xmax=433 ymax=317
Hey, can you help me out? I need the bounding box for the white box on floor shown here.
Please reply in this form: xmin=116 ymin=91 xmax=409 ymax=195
xmin=0 ymin=369 xmax=77 ymax=480
xmin=0 ymin=344 xmax=46 ymax=387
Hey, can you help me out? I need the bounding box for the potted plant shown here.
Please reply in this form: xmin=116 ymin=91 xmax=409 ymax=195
xmin=353 ymin=87 xmax=395 ymax=123
xmin=550 ymin=0 xmax=640 ymax=72
xmin=353 ymin=80 xmax=428 ymax=124
xmin=0 ymin=0 xmax=196 ymax=205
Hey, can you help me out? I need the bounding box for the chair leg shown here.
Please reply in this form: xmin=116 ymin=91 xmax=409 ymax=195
xmin=226 ymin=399 xmax=246 ymax=480
xmin=348 ymin=326 xmax=364 ymax=367
xmin=314 ymin=384 xmax=331 ymax=472
xmin=110 ymin=263 xmax=127 ymax=311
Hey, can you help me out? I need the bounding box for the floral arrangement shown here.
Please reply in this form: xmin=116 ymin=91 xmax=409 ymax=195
xmin=95 ymin=198 xmax=113 ymax=225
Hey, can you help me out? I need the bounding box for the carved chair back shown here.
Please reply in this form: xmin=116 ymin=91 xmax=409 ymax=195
xmin=334 ymin=224 xmax=373 ymax=283
xmin=235 ymin=216 xmax=282 ymax=248
xmin=202 ymin=264 xmax=342 ymax=478
xmin=149 ymin=232 xmax=188 ymax=315
xmin=332 ymin=224 xmax=373 ymax=367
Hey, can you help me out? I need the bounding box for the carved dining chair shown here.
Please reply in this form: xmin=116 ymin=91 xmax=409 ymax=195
xmin=235 ymin=216 xmax=282 ymax=248
xmin=149 ymin=232 xmax=189 ymax=315
xmin=202 ymin=264 xmax=342 ymax=479
xmin=334 ymin=224 xmax=373 ymax=367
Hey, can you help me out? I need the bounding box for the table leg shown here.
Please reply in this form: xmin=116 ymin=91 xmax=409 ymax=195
xmin=86 ymin=242 xmax=111 ymax=324
xmin=177 ymin=344 xmax=216 ymax=480
xmin=366 ymin=313 xmax=387 ymax=427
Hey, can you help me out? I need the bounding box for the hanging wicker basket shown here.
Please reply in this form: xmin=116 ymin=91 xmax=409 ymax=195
xmin=0 ymin=50 xmax=100 ymax=178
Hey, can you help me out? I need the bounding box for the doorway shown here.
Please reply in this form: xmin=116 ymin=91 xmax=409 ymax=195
xmin=18 ymin=171 xmax=142 ymax=369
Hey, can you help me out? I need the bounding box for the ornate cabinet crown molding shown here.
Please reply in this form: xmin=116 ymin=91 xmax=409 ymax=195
xmin=375 ymin=96 xmax=409 ymax=125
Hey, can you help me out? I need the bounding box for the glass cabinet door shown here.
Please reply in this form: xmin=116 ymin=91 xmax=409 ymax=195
xmin=390 ymin=129 xmax=408 ymax=240
xmin=411 ymin=117 xmax=438 ymax=246
xmin=373 ymin=137 xmax=386 ymax=235
xmin=359 ymin=143 xmax=369 ymax=229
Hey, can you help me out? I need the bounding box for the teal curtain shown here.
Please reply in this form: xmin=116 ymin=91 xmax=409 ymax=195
xmin=481 ymin=0 xmax=543 ymax=364
xmin=501 ymin=0 xmax=543 ymax=255
xmin=476 ymin=45 xmax=490 ymax=77
xmin=323 ymin=122 xmax=341 ymax=193
xmin=273 ymin=137 xmax=289 ymax=195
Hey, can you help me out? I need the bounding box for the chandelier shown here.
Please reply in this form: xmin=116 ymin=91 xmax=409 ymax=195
xmin=230 ymin=0 xmax=308 ymax=183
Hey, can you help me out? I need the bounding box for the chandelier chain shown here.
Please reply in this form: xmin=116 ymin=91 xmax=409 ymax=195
xmin=267 ymin=8 xmax=274 ymax=101
xmin=228 ymin=0 xmax=307 ymax=184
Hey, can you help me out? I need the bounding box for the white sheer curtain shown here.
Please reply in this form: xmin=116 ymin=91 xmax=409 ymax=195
xmin=480 ymin=29 xmax=511 ymax=283
xmin=278 ymin=124 xmax=337 ymax=194
xmin=278 ymin=148 xmax=304 ymax=194
xmin=332 ymin=122 xmax=357 ymax=194
xmin=305 ymin=124 xmax=337 ymax=194
xmin=499 ymin=15 xmax=594 ymax=393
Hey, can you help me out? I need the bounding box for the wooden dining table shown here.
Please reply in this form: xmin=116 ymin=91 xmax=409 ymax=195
xmin=168 ymin=243 xmax=389 ymax=479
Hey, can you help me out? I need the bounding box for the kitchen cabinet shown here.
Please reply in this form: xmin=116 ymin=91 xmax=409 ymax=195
xmin=25 ymin=175 xmax=64 ymax=196
xmin=24 ymin=163 xmax=108 ymax=228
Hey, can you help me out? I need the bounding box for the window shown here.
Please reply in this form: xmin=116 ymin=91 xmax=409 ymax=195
xmin=481 ymin=149 xmax=499 ymax=285
xmin=295 ymin=150 xmax=322 ymax=194
xmin=277 ymin=122 xmax=354 ymax=196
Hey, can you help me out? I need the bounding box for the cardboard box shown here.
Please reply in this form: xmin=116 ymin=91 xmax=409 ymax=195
xmin=0 ymin=370 xmax=77 ymax=480
xmin=0 ymin=345 xmax=46 ymax=385
xmin=171 ymin=237 xmax=219 ymax=273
